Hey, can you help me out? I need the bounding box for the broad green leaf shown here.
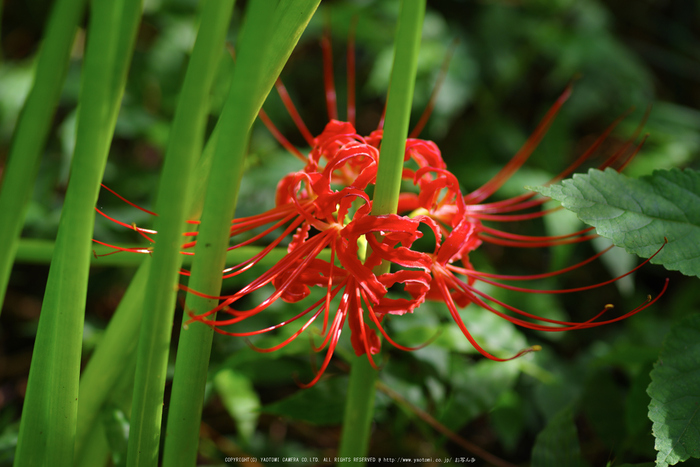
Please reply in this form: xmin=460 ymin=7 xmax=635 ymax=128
xmin=647 ymin=313 xmax=700 ymax=467
xmin=489 ymin=390 xmax=526 ymax=453
xmin=214 ymin=369 xmax=260 ymax=445
xmin=439 ymin=356 xmax=520 ymax=430
xmin=531 ymin=406 xmax=581 ymax=467
xmin=530 ymin=168 xmax=700 ymax=278
xmin=581 ymin=369 xmax=625 ymax=449
xmin=262 ymin=377 xmax=349 ymax=425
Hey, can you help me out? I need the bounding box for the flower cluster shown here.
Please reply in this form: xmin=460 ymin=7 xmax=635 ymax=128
xmin=96 ymin=38 xmax=666 ymax=387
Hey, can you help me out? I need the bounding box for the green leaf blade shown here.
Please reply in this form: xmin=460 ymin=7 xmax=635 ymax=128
xmin=531 ymin=168 xmax=700 ymax=278
xmin=531 ymin=406 xmax=581 ymax=467
xmin=214 ymin=369 xmax=260 ymax=445
xmin=262 ymin=377 xmax=349 ymax=425
xmin=647 ymin=313 xmax=700 ymax=467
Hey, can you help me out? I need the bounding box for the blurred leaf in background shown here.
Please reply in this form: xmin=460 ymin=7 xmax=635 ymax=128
xmin=1 ymin=0 xmax=699 ymax=465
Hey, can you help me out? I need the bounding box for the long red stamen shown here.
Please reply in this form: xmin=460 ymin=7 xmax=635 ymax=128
xmin=183 ymin=230 xmax=336 ymax=322
xmin=100 ymin=184 xmax=157 ymax=216
xmin=459 ymin=274 xmax=667 ymax=331
xmin=615 ymin=135 xmax=648 ymax=173
xmin=320 ymin=238 xmax=338 ymax=336
xmin=347 ymin=16 xmax=357 ymax=127
xmin=321 ymin=31 xmax=338 ymax=121
xmin=355 ymin=286 xmax=379 ymax=369
xmin=479 ymin=225 xmax=596 ymax=243
xmin=312 ymin=279 xmax=349 ymax=352
xmin=196 ymin=291 xmax=331 ymax=336
xmin=465 ymin=206 xmax=562 ymax=222
xmin=92 ymin=239 xmax=152 ymax=255
xmin=220 ymin=217 xmax=306 ymax=279
xmin=600 ymin=106 xmax=650 ymax=171
xmin=436 ymin=276 xmax=539 ymax=361
xmin=478 ymin=232 xmax=598 ymax=248
xmin=274 ymin=79 xmax=315 ymax=147
xmin=460 ymin=240 xmax=665 ymax=294
xmin=364 ymin=291 xmax=437 ymax=352
xmin=299 ymin=308 xmax=347 ymax=388
xmin=464 ymin=85 xmax=572 ymax=205
xmin=448 ymin=244 xmax=614 ymax=281
xmin=95 ymin=208 xmax=157 ymax=236
xmin=257 ymin=108 xmax=306 ymax=161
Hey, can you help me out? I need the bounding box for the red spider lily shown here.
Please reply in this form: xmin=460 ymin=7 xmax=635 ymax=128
xmin=94 ymin=27 xmax=666 ymax=386
xmin=183 ymin=206 xmax=433 ymax=387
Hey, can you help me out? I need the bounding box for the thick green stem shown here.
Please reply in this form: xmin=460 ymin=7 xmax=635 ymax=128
xmin=163 ymin=1 xmax=321 ymax=465
xmin=13 ymin=0 xmax=142 ymax=465
xmin=0 ymin=0 xmax=86 ymax=313
xmin=185 ymin=0 xmax=321 ymax=219
xmin=73 ymin=3 xmax=320 ymax=453
xmin=75 ymin=259 xmax=150 ymax=460
xmin=125 ymin=1 xmax=234 ymax=465
xmin=338 ymin=0 xmax=425 ymax=462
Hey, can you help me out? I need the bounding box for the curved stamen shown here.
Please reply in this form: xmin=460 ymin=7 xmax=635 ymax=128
xmin=95 ymin=208 xmax=157 ymax=236
xmin=347 ymin=16 xmax=358 ymax=127
xmin=436 ymin=276 xmax=540 ymax=361
xmin=478 ymin=233 xmax=598 ymax=248
xmin=479 ymin=225 xmax=595 ymax=243
xmin=459 ymin=240 xmax=665 ymax=294
xmin=274 ymin=79 xmax=316 ymax=147
xmin=464 ymin=85 xmax=572 ymax=205
xmin=258 ymin=108 xmax=306 ymax=161
xmin=448 ymin=244 xmax=613 ymax=281
xmin=100 ymin=184 xmax=157 ymax=216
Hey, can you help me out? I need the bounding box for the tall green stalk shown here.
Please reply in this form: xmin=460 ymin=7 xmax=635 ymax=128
xmin=338 ymin=0 xmax=426 ymax=462
xmin=185 ymin=0 xmax=322 ymax=219
xmin=124 ymin=2 xmax=234 ymax=465
xmin=13 ymin=0 xmax=142 ymax=465
xmin=74 ymin=259 xmax=151 ymax=461
xmin=162 ymin=1 xmax=319 ymax=465
xmin=72 ymin=3 xmax=319 ymax=458
xmin=0 ymin=0 xmax=86 ymax=312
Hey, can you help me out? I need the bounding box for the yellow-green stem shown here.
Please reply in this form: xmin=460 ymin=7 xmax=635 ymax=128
xmin=338 ymin=0 xmax=425 ymax=463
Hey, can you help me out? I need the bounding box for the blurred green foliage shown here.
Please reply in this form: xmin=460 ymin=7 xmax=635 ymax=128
xmin=1 ymin=0 xmax=699 ymax=465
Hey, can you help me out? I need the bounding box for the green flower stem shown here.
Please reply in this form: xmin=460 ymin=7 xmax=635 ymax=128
xmin=163 ymin=1 xmax=320 ymax=464
xmin=0 ymin=0 xmax=86 ymax=313
xmin=78 ymin=351 xmax=137 ymax=467
xmin=124 ymin=1 xmax=234 ymax=465
xmin=370 ymin=0 xmax=425 ymax=218
xmin=338 ymin=0 xmax=425 ymax=462
xmin=12 ymin=0 xmax=142 ymax=465
xmin=74 ymin=258 xmax=150 ymax=460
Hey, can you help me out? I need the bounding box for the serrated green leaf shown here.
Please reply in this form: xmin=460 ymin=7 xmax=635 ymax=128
xmin=647 ymin=313 xmax=700 ymax=467
xmin=531 ymin=406 xmax=581 ymax=467
xmin=530 ymin=167 xmax=700 ymax=278
xmin=262 ymin=377 xmax=349 ymax=425
xmin=213 ymin=369 xmax=260 ymax=445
